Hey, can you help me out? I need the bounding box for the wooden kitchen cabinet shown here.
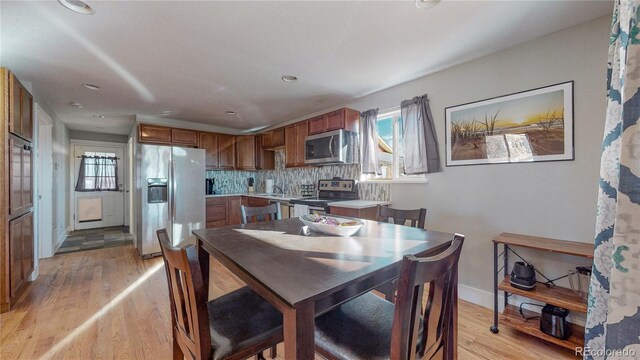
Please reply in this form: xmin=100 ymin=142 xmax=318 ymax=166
xmin=139 ymin=124 xmax=172 ymax=144
xmin=295 ymin=121 xmax=308 ymax=166
xmin=2 ymin=68 xmax=34 ymax=313
xmin=246 ymin=196 xmax=270 ymax=207
xmin=206 ymin=196 xmax=247 ymax=228
xmin=139 ymin=124 xmax=199 ymax=147
xmin=285 ymin=121 xmax=309 ymax=167
xmin=171 ymin=128 xmax=198 ymax=146
xmin=256 ymin=134 xmax=275 ymax=170
xmin=262 ymin=127 xmax=285 ymax=150
xmin=227 ymin=196 xmax=243 ymax=225
xmin=308 ymin=115 xmax=326 ymax=135
xmin=307 ymin=107 xmax=360 ymax=135
xmin=329 ymin=205 xmax=379 ymax=221
xmin=8 ymin=72 xmax=33 ymax=142
xmin=9 ymin=212 xmax=33 ymax=299
xmin=206 ymin=197 xmax=227 ymax=228
xmin=284 ymin=125 xmax=296 ymax=167
xmin=8 ymin=137 xmax=32 ymax=217
xmin=218 ymin=134 xmax=236 ymax=169
xmin=199 ymin=132 xmax=219 ymax=169
xmin=235 ymin=135 xmax=256 ymax=170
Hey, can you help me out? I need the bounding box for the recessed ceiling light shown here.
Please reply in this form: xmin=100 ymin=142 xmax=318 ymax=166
xmin=70 ymin=102 xmax=84 ymax=109
xmin=58 ymin=0 xmax=95 ymax=15
xmin=225 ymin=111 xmax=237 ymax=116
xmin=82 ymin=83 xmax=101 ymax=90
xmin=415 ymin=0 xmax=440 ymax=9
xmin=91 ymin=114 xmax=105 ymax=119
xmin=281 ymin=75 xmax=298 ymax=83
xmin=162 ymin=110 xmax=172 ymax=115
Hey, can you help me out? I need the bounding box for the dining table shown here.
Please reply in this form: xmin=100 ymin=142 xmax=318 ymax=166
xmin=192 ymin=217 xmax=458 ymax=360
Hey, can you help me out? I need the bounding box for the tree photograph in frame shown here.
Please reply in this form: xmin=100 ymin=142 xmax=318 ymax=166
xmin=445 ymin=81 xmax=574 ymax=166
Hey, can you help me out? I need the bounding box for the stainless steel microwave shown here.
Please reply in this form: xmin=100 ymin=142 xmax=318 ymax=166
xmin=304 ymin=129 xmax=359 ymax=165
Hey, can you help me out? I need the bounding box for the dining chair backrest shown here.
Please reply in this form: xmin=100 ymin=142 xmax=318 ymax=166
xmin=241 ymin=203 xmax=282 ymax=224
xmin=378 ymin=206 xmax=427 ymax=229
xmin=157 ymin=229 xmax=212 ymax=360
xmin=390 ymin=234 xmax=465 ymax=360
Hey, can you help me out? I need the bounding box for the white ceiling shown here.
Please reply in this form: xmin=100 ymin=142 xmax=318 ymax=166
xmin=1 ymin=1 xmax=612 ymax=135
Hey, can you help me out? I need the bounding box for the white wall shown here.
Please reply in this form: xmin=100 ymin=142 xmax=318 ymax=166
xmin=341 ymin=16 xmax=610 ymax=305
xmin=33 ymin=98 xmax=71 ymax=252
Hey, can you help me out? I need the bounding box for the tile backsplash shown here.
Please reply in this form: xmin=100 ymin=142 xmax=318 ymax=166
xmin=206 ymin=151 xmax=390 ymax=201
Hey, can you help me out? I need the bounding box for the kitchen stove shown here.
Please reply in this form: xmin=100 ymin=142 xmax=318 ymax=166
xmin=289 ymin=178 xmax=358 ymax=213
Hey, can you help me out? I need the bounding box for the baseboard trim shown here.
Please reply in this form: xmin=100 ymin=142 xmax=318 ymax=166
xmin=459 ymin=283 xmax=502 ymax=311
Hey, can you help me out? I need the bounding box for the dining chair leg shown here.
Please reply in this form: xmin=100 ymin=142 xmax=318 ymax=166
xmin=269 ymin=346 xmax=277 ymax=358
xmin=172 ymin=333 xmax=184 ymax=360
xmin=255 ymin=352 xmax=266 ymax=360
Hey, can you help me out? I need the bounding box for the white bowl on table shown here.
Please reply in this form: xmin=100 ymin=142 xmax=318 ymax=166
xmin=299 ymin=216 xmax=364 ymax=237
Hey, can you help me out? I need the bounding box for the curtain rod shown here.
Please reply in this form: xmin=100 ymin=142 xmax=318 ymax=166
xmin=77 ymin=156 xmax=121 ymax=159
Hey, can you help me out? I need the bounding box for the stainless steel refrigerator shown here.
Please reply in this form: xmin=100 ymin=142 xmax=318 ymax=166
xmin=136 ymin=144 xmax=205 ymax=258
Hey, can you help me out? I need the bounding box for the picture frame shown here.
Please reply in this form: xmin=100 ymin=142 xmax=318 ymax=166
xmin=445 ymin=81 xmax=574 ymax=166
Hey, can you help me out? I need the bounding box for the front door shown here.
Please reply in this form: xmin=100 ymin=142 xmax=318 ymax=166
xmin=73 ymin=144 xmax=125 ymax=230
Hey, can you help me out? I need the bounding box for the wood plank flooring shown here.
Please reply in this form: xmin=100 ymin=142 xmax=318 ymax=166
xmin=0 ymin=245 xmax=578 ymax=359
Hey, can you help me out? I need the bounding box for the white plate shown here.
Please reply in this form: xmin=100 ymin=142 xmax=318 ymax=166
xmin=299 ymin=216 xmax=363 ymax=237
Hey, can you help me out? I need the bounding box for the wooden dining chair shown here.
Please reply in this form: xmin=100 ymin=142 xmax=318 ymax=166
xmin=378 ymin=206 xmax=427 ymax=229
xmin=241 ymin=203 xmax=281 ymax=224
xmin=314 ymin=234 xmax=464 ymax=360
xmin=376 ymin=206 xmax=428 ymax=302
xmin=156 ymin=229 xmax=283 ymax=360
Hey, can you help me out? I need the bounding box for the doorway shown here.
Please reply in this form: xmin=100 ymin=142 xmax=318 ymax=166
xmin=71 ymin=143 xmax=125 ymax=230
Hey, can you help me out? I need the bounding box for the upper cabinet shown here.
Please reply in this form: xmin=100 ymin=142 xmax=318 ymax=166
xmin=139 ymin=124 xmax=172 ymax=144
xmin=255 ymin=134 xmax=275 ymax=170
xmin=235 ymin=135 xmax=256 ymax=170
xmin=285 ymin=120 xmax=308 ymax=168
xmin=262 ymin=127 xmax=285 ymax=150
xmin=171 ymin=128 xmax=198 ymax=146
xmin=138 ymin=124 xmax=198 ymax=146
xmin=199 ymin=133 xmax=260 ymax=171
xmin=199 ymin=132 xmax=219 ymax=169
xmin=307 ymin=107 xmax=360 ymax=136
xmin=8 ymin=72 xmax=33 ymax=142
xmin=218 ymin=134 xmax=236 ymax=169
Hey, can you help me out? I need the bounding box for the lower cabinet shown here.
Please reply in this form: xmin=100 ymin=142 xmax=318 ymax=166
xmin=329 ymin=206 xmax=379 ymax=221
xmin=227 ymin=197 xmax=243 ymax=226
xmin=206 ymin=196 xmax=244 ymax=228
xmin=9 ymin=211 xmax=34 ymax=300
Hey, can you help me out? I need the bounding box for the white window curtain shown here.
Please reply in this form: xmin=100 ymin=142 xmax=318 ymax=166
xmin=75 ymin=156 xmax=119 ymax=192
xmin=400 ymin=94 xmax=441 ymax=174
xmin=360 ymin=108 xmax=381 ymax=175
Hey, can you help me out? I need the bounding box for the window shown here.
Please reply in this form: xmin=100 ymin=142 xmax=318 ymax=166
xmin=361 ymin=109 xmax=427 ymax=182
xmin=75 ymin=152 xmax=119 ymax=192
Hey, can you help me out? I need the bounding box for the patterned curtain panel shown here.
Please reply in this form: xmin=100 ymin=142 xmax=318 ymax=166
xmin=75 ymin=156 xmax=119 ymax=192
xmin=585 ymin=2 xmax=640 ymax=359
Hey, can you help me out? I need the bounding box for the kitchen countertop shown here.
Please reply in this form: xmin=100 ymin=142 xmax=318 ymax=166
xmin=326 ymin=200 xmax=391 ymax=209
xmin=205 ymin=193 xmax=302 ymax=201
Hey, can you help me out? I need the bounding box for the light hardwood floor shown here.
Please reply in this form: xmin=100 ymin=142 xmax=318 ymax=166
xmin=0 ymin=245 xmax=578 ymax=359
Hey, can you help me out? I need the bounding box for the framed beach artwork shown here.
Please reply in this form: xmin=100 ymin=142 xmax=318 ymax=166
xmin=445 ymin=81 xmax=574 ymax=166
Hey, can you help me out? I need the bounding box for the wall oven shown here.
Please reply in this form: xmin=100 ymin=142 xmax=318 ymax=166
xmin=304 ymin=129 xmax=358 ymax=165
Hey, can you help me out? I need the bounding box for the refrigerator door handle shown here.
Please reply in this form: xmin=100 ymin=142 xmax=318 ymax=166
xmin=170 ymin=159 xmax=176 ymax=223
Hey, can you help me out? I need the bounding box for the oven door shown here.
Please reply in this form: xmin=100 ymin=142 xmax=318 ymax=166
xmin=305 ymin=130 xmax=343 ymax=165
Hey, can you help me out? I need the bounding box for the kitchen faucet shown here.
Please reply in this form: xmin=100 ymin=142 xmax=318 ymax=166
xmin=272 ymin=184 xmax=285 ymax=194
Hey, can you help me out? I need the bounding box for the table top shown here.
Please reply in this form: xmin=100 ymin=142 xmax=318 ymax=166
xmin=193 ymin=218 xmax=455 ymax=308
